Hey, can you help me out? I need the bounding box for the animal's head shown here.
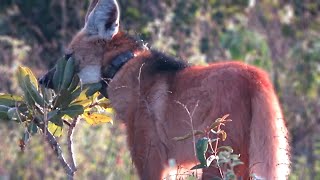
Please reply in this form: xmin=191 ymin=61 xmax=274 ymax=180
xmin=39 ymin=0 xmax=137 ymax=88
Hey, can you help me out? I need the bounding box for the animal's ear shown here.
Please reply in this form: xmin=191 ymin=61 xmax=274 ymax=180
xmin=85 ymin=0 xmax=99 ymax=23
xmin=84 ymin=0 xmax=120 ymax=40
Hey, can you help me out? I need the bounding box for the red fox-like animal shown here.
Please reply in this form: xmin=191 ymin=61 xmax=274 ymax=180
xmin=39 ymin=0 xmax=290 ymax=179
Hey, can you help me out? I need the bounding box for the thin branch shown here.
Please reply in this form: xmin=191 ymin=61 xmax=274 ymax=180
xmin=137 ymin=63 xmax=146 ymax=97
xmin=34 ymin=118 xmax=76 ymax=179
xmin=175 ymin=100 xmax=199 ymax=157
xmin=213 ymin=124 xmax=224 ymax=178
xmin=67 ymin=117 xmax=78 ymax=172
xmin=45 ymin=126 xmax=74 ymax=177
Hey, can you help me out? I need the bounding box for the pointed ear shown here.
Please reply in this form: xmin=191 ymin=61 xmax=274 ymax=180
xmin=84 ymin=0 xmax=120 ymax=40
xmin=85 ymin=0 xmax=99 ymax=23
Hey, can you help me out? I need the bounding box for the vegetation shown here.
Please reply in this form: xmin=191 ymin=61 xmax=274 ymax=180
xmin=173 ymin=114 xmax=244 ymax=180
xmin=0 ymin=0 xmax=320 ymax=179
xmin=0 ymin=57 xmax=114 ymax=179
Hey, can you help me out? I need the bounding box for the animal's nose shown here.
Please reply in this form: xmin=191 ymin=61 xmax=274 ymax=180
xmin=65 ymin=53 xmax=73 ymax=60
xmin=38 ymin=67 xmax=56 ymax=89
xmin=38 ymin=74 xmax=47 ymax=85
xmin=38 ymin=74 xmax=53 ymax=89
xmin=64 ymin=49 xmax=73 ymax=60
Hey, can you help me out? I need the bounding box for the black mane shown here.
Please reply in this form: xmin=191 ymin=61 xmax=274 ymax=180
xmin=147 ymin=50 xmax=189 ymax=74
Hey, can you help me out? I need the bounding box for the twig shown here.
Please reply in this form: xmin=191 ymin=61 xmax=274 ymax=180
xmin=45 ymin=125 xmax=74 ymax=178
xmin=213 ymin=124 xmax=224 ymax=179
xmin=67 ymin=117 xmax=78 ymax=172
xmin=175 ymin=100 xmax=199 ymax=157
xmin=137 ymin=63 xmax=146 ymax=97
xmin=48 ymin=129 xmax=75 ymax=179
xmin=34 ymin=118 xmax=76 ymax=179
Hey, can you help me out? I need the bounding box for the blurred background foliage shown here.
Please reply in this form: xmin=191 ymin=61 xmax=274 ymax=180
xmin=0 ymin=0 xmax=319 ymax=179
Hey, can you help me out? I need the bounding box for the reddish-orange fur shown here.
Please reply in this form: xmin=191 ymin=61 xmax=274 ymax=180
xmin=42 ymin=1 xmax=291 ymax=179
xmin=105 ymin=55 xmax=290 ymax=179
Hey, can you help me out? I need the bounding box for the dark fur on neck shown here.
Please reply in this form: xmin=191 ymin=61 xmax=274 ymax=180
xmin=103 ymin=32 xmax=189 ymax=76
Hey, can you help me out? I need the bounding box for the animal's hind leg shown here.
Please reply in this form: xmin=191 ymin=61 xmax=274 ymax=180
xmin=134 ymin=149 xmax=166 ymax=180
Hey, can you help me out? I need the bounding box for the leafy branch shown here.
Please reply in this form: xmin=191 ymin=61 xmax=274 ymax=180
xmin=0 ymin=57 xmax=113 ymax=179
xmin=174 ymin=114 xmax=243 ymax=180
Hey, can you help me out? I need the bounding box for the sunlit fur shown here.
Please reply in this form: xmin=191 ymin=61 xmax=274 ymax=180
xmin=55 ymin=1 xmax=291 ymax=179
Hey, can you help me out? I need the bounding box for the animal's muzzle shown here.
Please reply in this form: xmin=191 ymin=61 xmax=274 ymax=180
xmin=38 ymin=67 xmax=56 ymax=89
xmin=39 ymin=66 xmax=109 ymax=98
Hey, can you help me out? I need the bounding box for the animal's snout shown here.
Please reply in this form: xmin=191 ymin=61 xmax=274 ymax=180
xmin=38 ymin=67 xmax=56 ymax=89
xmin=64 ymin=52 xmax=73 ymax=60
xmin=39 ymin=54 xmax=73 ymax=89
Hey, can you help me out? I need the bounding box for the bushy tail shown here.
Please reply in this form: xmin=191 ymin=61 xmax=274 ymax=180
xmin=250 ymin=87 xmax=290 ymax=179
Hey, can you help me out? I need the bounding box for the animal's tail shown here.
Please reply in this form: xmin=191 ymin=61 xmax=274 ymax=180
xmin=249 ymin=77 xmax=290 ymax=179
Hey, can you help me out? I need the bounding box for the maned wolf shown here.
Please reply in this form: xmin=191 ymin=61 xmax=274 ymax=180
xmin=39 ymin=0 xmax=290 ymax=179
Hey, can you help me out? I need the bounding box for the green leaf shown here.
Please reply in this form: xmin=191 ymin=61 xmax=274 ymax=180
xmin=0 ymin=94 xmax=23 ymax=107
xmin=218 ymin=151 xmax=231 ymax=164
xmin=48 ymin=122 xmax=63 ymax=137
xmin=16 ymin=67 xmax=38 ymax=106
xmin=225 ymin=171 xmax=236 ymax=180
xmin=0 ymin=105 xmax=10 ymax=120
xmin=53 ymin=89 xmax=72 ymax=109
xmin=231 ymin=159 xmax=244 ymax=167
xmin=47 ymin=110 xmax=63 ymax=127
xmin=40 ymin=86 xmax=53 ymax=105
xmin=230 ymin=154 xmax=241 ymax=160
xmin=67 ymin=75 xmax=80 ymax=92
xmin=70 ymin=84 xmax=94 ymax=105
xmin=22 ymin=129 xmax=30 ymax=145
xmin=85 ymin=83 xmax=102 ymax=97
xmin=70 ymin=87 xmax=83 ymax=102
xmin=60 ymin=105 xmax=84 ymax=118
xmin=28 ymin=122 xmax=38 ymax=135
xmin=16 ymin=68 xmax=45 ymax=107
xmin=61 ymin=57 xmax=75 ymax=90
xmin=53 ymin=58 xmax=67 ymax=92
xmin=7 ymin=107 xmax=27 ymax=122
xmin=217 ymin=146 xmax=233 ymax=153
xmin=17 ymin=66 xmax=38 ymax=90
xmin=24 ymin=75 xmax=46 ymax=107
xmin=196 ymin=137 xmax=209 ymax=167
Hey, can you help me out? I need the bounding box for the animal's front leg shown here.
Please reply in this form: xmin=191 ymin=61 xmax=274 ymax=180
xmin=131 ymin=139 xmax=167 ymax=180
